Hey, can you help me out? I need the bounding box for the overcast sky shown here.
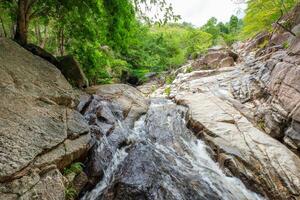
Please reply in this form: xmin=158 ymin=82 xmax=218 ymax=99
xmin=167 ymin=0 xmax=246 ymax=27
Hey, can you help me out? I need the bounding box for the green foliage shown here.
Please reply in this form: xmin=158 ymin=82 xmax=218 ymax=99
xmin=0 ymin=0 xmax=184 ymax=84
xmin=258 ymin=38 xmax=269 ymax=48
xmin=186 ymin=29 xmax=213 ymax=56
xmin=165 ymin=75 xmax=175 ymax=84
xmin=164 ymin=86 xmax=171 ymax=96
xmin=242 ymin=0 xmax=299 ymax=38
xmin=104 ymin=0 xmax=137 ymax=53
xmin=200 ymin=15 xmax=243 ymax=46
xmin=0 ymin=4 xmax=15 ymax=38
xmin=283 ymin=41 xmax=290 ymax=49
xmin=123 ymin=23 xmax=214 ymax=81
xmin=201 ymin=17 xmax=220 ymax=44
xmin=63 ymin=162 xmax=84 ymax=199
xmin=257 ymin=119 xmax=266 ymax=130
xmin=63 ymin=162 xmax=84 ymax=176
xmin=186 ymin=66 xmax=193 ymax=73
xmin=65 ymin=186 xmax=77 ymax=200
xmin=151 ymin=85 xmax=157 ymax=92
xmin=134 ymin=25 xmax=188 ymax=70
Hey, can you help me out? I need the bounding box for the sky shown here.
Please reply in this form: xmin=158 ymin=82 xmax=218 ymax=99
xmin=167 ymin=0 xmax=246 ymax=27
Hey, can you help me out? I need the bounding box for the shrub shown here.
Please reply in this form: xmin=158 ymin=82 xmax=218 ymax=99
xmin=63 ymin=162 xmax=84 ymax=176
xmin=186 ymin=66 xmax=193 ymax=73
xmin=165 ymin=75 xmax=175 ymax=84
xmin=164 ymin=87 xmax=171 ymax=96
xmin=65 ymin=186 xmax=77 ymax=200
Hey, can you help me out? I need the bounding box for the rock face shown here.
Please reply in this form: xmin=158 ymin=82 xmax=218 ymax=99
xmin=220 ymin=56 xmax=234 ymax=67
xmin=0 ymin=38 xmax=91 ymax=199
xmin=230 ymin=21 xmax=300 ymax=151
xmin=191 ymin=47 xmax=237 ymax=70
xmin=58 ymin=55 xmax=89 ymax=88
xmin=153 ymin=66 xmax=300 ymax=200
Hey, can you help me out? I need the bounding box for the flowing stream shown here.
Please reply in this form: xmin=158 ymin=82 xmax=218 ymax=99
xmin=81 ymin=99 xmax=263 ymax=200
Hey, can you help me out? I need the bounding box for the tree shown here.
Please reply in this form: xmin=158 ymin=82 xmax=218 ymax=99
xmin=201 ymin=17 xmax=220 ymax=44
xmin=217 ymin=22 xmax=229 ymax=34
xmin=186 ymin=29 xmax=213 ymax=56
xmin=0 ymin=0 xmax=178 ymax=45
xmin=229 ymin=15 xmax=239 ymax=32
xmin=243 ymin=0 xmax=298 ymax=37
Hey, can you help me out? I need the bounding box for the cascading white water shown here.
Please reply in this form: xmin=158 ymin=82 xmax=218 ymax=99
xmin=81 ymin=117 xmax=147 ymax=200
xmin=81 ymin=148 xmax=128 ymax=200
xmin=81 ymin=99 xmax=264 ymax=200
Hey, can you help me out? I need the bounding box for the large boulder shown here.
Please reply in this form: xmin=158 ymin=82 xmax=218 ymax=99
xmin=269 ymin=32 xmax=291 ymax=46
xmin=191 ymin=47 xmax=238 ymax=70
xmin=287 ymin=24 xmax=300 ymax=55
xmin=204 ymin=51 xmax=227 ymax=63
xmin=24 ymin=43 xmax=59 ymax=66
xmin=244 ymin=32 xmax=270 ymax=52
xmin=0 ymin=38 xmax=91 ymax=199
xmin=220 ymin=57 xmax=235 ymax=67
xmin=84 ymin=84 xmax=149 ymax=129
xmin=0 ymin=166 xmax=66 ymax=200
xmin=57 ymin=55 xmax=89 ymax=88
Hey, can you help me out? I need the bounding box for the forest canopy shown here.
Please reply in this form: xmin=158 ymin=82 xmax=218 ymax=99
xmin=0 ymin=0 xmax=299 ymax=85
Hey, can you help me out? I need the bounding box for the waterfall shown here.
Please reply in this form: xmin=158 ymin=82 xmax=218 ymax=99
xmin=81 ymin=99 xmax=264 ymax=200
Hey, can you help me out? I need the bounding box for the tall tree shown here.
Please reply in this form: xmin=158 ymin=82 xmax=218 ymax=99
xmin=0 ymin=0 xmax=178 ymax=45
xmin=229 ymin=15 xmax=239 ymax=32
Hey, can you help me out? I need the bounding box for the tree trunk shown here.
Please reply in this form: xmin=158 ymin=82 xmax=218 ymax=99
xmin=40 ymin=25 xmax=48 ymax=48
xmin=59 ymin=27 xmax=65 ymax=56
xmin=0 ymin=15 xmax=7 ymax=37
xmin=34 ymin=23 xmax=41 ymax=44
xmin=14 ymin=0 xmax=30 ymax=45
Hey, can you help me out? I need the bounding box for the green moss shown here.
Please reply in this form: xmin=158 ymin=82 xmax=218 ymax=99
xmin=186 ymin=66 xmax=193 ymax=73
xmin=257 ymin=119 xmax=266 ymax=130
xmin=151 ymin=85 xmax=157 ymax=93
xmin=164 ymin=87 xmax=171 ymax=96
xmin=258 ymin=39 xmax=269 ymax=49
xmin=63 ymin=162 xmax=84 ymax=176
xmin=165 ymin=75 xmax=175 ymax=84
xmin=283 ymin=41 xmax=290 ymax=49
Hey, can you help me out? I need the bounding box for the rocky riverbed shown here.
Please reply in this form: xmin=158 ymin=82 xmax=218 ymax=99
xmin=1 ymin=12 xmax=300 ymax=199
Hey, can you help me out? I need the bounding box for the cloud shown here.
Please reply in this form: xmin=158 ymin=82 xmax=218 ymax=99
xmin=167 ymin=0 xmax=246 ymax=27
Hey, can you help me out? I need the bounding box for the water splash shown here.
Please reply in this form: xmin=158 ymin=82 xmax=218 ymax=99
xmin=81 ymin=99 xmax=264 ymax=200
xmin=81 ymin=148 xmax=128 ymax=200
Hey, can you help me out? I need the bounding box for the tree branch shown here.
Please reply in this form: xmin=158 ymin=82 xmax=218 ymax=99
xmin=275 ymin=9 xmax=296 ymax=37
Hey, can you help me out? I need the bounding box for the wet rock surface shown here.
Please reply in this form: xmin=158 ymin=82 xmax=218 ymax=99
xmin=80 ymin=99 xmax=262 ymax=200
xmin=78 ymin=84 xmax=149 ymax=190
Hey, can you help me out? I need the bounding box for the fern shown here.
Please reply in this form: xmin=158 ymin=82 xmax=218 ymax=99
xmin=63 ymin=162 xmax=84 ymax=176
